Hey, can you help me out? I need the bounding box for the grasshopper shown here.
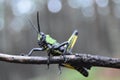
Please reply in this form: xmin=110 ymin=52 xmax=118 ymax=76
xmin=24 ymin=12 xmax=91 ymax=77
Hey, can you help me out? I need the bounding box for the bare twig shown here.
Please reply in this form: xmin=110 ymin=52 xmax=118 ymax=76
xmin=0 ymin=53 xmax=120 ymax=69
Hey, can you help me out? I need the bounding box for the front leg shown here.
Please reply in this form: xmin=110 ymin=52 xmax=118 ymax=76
xmin=27 ymin=48 xmax=44 ymax=56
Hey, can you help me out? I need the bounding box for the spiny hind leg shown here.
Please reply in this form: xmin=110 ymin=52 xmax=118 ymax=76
xmin=53 ymin=42 xmax=69 ymax=73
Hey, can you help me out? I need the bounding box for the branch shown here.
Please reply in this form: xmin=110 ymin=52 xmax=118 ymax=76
xmin=0 ymin=53 xmax=120 ymax=69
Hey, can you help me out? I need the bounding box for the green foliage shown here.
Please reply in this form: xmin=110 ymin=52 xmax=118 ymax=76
xmin=61 ymin=67 xmax=97 ymax=80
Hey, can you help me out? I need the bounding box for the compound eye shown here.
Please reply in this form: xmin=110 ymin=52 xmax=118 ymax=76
xmin=40 ymin=32 xmax=45 ymax=36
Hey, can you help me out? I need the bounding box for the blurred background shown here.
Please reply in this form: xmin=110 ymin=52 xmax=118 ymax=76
xmin=0 ymin=0 xmax=120 ymax=80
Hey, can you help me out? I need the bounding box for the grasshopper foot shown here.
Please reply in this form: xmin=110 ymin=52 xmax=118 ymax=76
xmin=20 ymin=53 xmax=26 ymax=56
xmin=47 ymin=56 xmax=50 ymax=69
xmin=58 ymin=63 xmax=62 ymax=75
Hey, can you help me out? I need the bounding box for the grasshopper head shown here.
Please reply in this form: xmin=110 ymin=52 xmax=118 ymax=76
xmin=37 ymin=32 xmax=47 ymax=48
xmin=38 ymin=32 xmax=45 ymax=41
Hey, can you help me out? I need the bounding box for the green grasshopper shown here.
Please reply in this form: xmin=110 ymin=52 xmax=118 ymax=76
xmin=25 ymin=12 xmax=91 ymax=77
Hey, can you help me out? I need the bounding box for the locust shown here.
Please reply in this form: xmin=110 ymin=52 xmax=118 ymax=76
xmin=24 ymin=12 xmax=91 ymax=77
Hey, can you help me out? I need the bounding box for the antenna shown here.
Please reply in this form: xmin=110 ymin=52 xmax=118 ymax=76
xmin=25 ymin=16 xmax=39 ymax=34
xmin=37 ymin=11 xmax=40 ymax=33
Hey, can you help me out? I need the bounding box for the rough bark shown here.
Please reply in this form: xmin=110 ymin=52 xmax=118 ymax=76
xmin=0 ymin=53 xmax=120 ymax=69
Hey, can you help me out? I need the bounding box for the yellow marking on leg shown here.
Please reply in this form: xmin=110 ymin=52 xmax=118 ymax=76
xmin=67 ymin=35 xmax=78 ymax=52
xmin=62 ymin=64 xmax=75 ymax=69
